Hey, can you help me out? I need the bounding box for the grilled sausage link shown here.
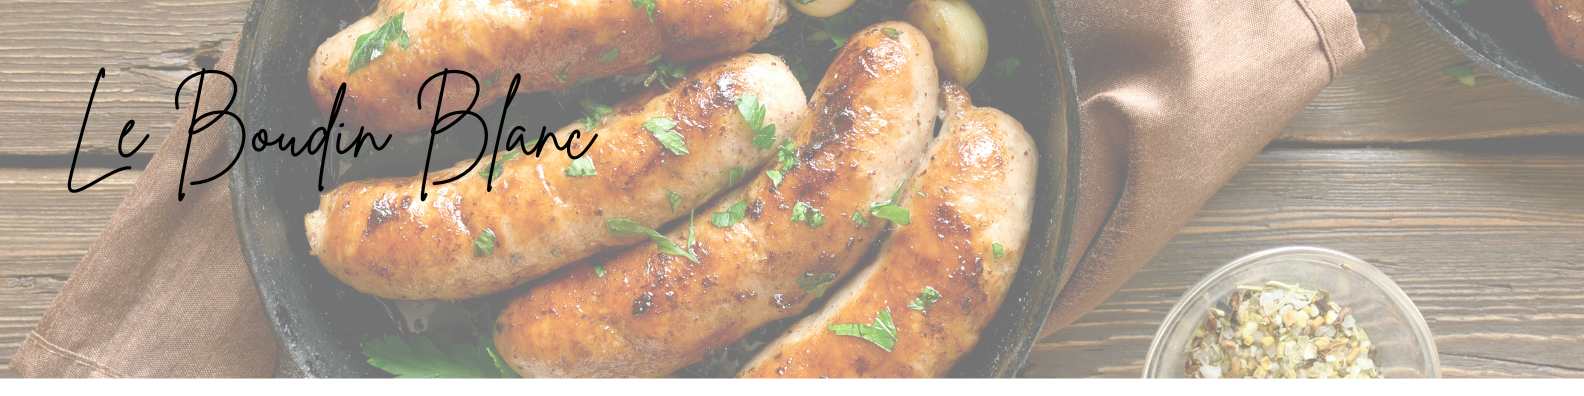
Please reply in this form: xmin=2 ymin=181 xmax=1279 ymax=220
xmin=493 ymin=22 xmax=939 ymax=378
xmin=304 ymin=54 xmax=806 ymax=301
xmin=739 ymin=81 xmax=1038 ymax=378
xmin=308 ymin=0 xmax=788 ymax=136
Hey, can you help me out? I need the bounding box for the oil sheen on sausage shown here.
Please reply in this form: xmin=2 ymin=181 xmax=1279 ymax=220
xmin=739 ymin=81 xmax=1038 ymax=378
xmin=493 ymin=22 xmax=939 ymax=377
xmin=304 ymin=53 xmax=806 ymax=301
xmin=307 ymin=0 xmax=788 ymax=136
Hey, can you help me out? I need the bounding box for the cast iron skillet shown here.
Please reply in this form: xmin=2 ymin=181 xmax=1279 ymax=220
xmin=228 ymin=0 xmax=1080 ymax=378
xmin=1410 ymin=0 xmax=1584 ymax=108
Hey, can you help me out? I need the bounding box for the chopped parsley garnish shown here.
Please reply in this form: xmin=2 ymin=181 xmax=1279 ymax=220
xmin=554 ymin=65 xmax=571 ymax=84
xmin=907 ymin=286 xmax=942 ymax=310
xmin=827 ymin=307 xmax=897 ymax=352
xmin=914 ymin=187 xmax=926 ymax=197
xmin=594 ymin=264 xmax=606 ymax=277
xmin=348 ymin=12 xmax=412 ymax=75
xmin=992 ymin=243 xmax=1005 ymax=260
xmin=735 ymin=94 xmax=777 ymax=149
xmin=643 ymin=117 xmax=690 ymax=155
xmin=881 ymin=27 xmax=901 ymax=39
xmin=579 ymin=97 xmax=614 ymax=130
xmin=994 ymin=57 xmax=1020 ymax=78
xmin=789 ymin=201 xmax=825 ymax=229
xmin=472 ymin=228 xmax=496 ymax=258
xmin=809 ymin=11 xmax=852 ymax=51
xmin=476 ymin=152 xmax=520 ymax=183
xmin=362 ymin=333 xmax=518 ymax=378
xmin=797 ymin=272 xmax=838 ymax=298
xmin=785 ymin=53 xmax=811 ymax=83
xmin=711 ymin=201 xmax=748 ymax=227
xmin=1444 ymin=65 xmax=1476 ymax=87
xmin=765 ymin=138 xmax=799 ymax=188
xmin=564 ymin=156 xmax=597 ymax=177
xmin=631 ymin=0 xmax=658 ymax=22
xmin=551 ymin=248 xmax=559 ymax=257
xmin=644 ymin=55 xmax=687 ymax=88
xmin=726 ymin=165 xmax=745 ymax=186
xmin=869 ymin=178 xmax=911 ymax=226
xmin=851 ymin=209 xmax=870 ymax=227
xmin=766 ymin=170 xmax=784 ymax=187
xmin=666 ymin=190 xmax=683 ymax=213
xmin=606 ymin=218 xmax=697 ymax=264
xmin=598 ymin=47 xmax=620 ymax=63
xmin=795 ymin=0 xmax=816 ymax=4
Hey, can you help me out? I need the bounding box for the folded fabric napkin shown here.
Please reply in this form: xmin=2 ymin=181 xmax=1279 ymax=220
xmin=11 ymin=0 xmax=1364 ymax=377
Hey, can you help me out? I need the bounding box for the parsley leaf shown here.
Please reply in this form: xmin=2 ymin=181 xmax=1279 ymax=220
xmin=644 ymin=55 xmax=687 ymax=88
xmin=598 ymin=47 xmax=620 ymax=63
xmin=775 ymin=138 xmax=798 ymax=170
xmin=667 ymin=190 xmax=683 ymax=213
xmin=349 ymin=12 xmax=412 ymax=75
xmin=992 ymin=243 xmax=1005 ymax=260
xmin=476 ymin=152 xmax=520 ymax=183
xmin=631 ymin=0 xmax=658 ymax=22
xmin=812 ymin=12 xmax=851 ymax=51
xmin=643 ymin=117 xmax=690 ymax=155
xmin=766 ymin=170 xmax=784 ymax=187
xmin=579 ymin=97 xmax=614 ymax=131
xmin=564 ymin=156 xmax=597 ymax=177
xmin=473 ymin=228 xmax=496 ymax=258
xmin=907 ymin=286 xmax=942 ymax=310
xmin=594 ymin=264 xmax=606 ymax=277
xmin=1444 ymin=65 xmax=1476 ymax=87
xmin=363 ymin=334 xmax=519 ymax=378
xmin=870 ymin=205 xmax=910 ymax=226
xmin=994 ymin=57 xmax=1020 ymax=78
xmin=554 ymin=65 xmax=571 ymax=84
xmin=797 ymin=272 xmax=838 ymax=298
xmin=869 ymin=178 xmax=911 ymax=226
xmin=606 ymin=218 xmax=698 ymax=264
xmin=785 ymin=53 xmax=811 ymax=84
xmin=851 ymin=209 xmax=870 ymax=227
xmin=882 ymin=27 xmax=901 ymax=39
xmin=711 ymin=200 xmax=748 ymax=228
xmin=827 ymin=307 xmax=897 ymax=352
xmin=790 ymin=201 xmax=824 ymax=229
xmin=736 ymin=94 xmax=777 ymax=149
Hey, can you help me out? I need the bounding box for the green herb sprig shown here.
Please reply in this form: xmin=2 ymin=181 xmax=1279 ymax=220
xmin=907 ymin=286 xmax=942 ymax=310
xmin=349 ymin=12 xmax=412 ymax=75
xmin=797 ymin=272 xmax=838 ymax=298
xmin=828 ymin=307 xmax=898 ymax=352
xmin=869 ymin=178 xmax=911 ymax=226
xmin=735 ymin=94 xmax=777 ymax=149
xmin=605 ymin=218 xmax=697 ymax=264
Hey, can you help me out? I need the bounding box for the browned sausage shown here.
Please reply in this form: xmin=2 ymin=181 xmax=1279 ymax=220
xmin=307 ymin=0 xmax=788 ymax=136
xmin=739 ymin=81 xmax=1038 ymax=377
xmin=493 ymin=22 xmax=939 ymax=377
xmin=304 ymin=53 xmax=805 ymax=301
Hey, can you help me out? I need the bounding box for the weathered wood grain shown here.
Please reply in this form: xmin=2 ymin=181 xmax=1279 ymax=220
xmin=1279 ymin=0 xmax=1584 ymax=143
xmin=0 ymin=0 xmax=248 ymax=156
xmin=0 ymin=168 xmax=136 ymax=378
xmin=1026 ymin=141 xmax=1584 ymax=378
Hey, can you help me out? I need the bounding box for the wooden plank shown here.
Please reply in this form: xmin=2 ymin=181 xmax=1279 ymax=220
xmin=0 ymin=0 xmax=247 ymax=156
xmin=0 ymin=168 xmax=136 ymax=376
xmin=1277 ymin=0 xmax=1584 ymax=143
xmin=1025 ymin=141 xmax=1584 ymax=378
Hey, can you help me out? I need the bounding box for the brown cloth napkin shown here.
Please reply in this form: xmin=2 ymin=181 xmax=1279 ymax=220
xmin=1037 ymin=0 xmax=1364 ymax=339
xmin=9 ymin=35 xmax=278 ymax=377
xmin=11 ymin=0 xmax=1363 ymax=377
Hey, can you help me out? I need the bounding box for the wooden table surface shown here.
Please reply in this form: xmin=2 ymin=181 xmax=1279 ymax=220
xmin=2 ymin=0 xmax=1582 ymax=378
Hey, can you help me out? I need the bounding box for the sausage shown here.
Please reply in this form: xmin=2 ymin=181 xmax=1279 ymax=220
xmin=493 ymin=22 xmax=939 ymax=377
xmin=303 ymin=53 xmax=806 ymax=301
xmin=738 ymin=80 xmax=1038 ymax=377
xmin=307 ymin=0 xmax=789 ymax=136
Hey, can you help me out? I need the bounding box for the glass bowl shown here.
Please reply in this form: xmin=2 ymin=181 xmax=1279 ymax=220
xmin=1142 ymin=246 xmax=1440 ymax=378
